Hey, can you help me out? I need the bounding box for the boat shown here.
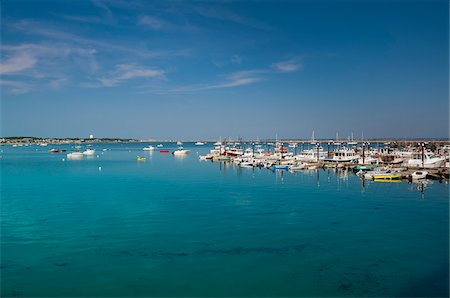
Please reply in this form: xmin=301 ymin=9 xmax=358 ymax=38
xmin=407 ymin=151 xmax=446 ymax=168
xmin=195 ymin=142 xmax=205 ymax=146
xmin=40 ymin=143 xmax=48 ymax=147
xmin=160 ymin=149 xmax=170 ymax=153
xmin=273 ymin=165 xmax=289 ymax=170
xmin=173 ymin=149 xmax=190 ymax=155
xmin=310 ymin=130 xmax=316 ymax=145
xmin=325 ymin=148 xmax=360 ymax=163
xmin=137 ymin=156 xmax=146 ymax=161
xmin=213 ymin=141 xmax=222 ymax=146
xmin=225 ymin=147 xmax=243 ymax=156
xmin=373 ymin=173 xmax=402 ymax=181
xmin=143 ymin=146 xmax=155 ymax=151
xmin=348 ymin=132 xmax=357 ymax=145
xmin=354 ymin=165 xmax=373 ymax=171
xmin=289 ymin=164 xmax=307 ymax=171
xmin=67 ymin=152 xmax=84 ymax=159
xmin=83 ymin=149 xmax=96 ymax=155
xmin=296 ymin=148 xmax=327 ymax=162
xmin=411 ymin=171 xmax=428 ymax=180
xmin=157 ymin=144 xmax=163 ymax=148
xmin=49 ymin=148 xmax=67 ymax=153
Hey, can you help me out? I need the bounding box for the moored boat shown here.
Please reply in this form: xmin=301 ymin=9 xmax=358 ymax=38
xmin=83 ymin=149 xmax=96 ymax=155
xmin=373 ymin=173 xmax=402 ymax=181
xmin=67 ymin=152 xmax=84 ymax=159
xmin=173 ymin=149 xmax=190 ymax=155
xmin=411 ymin=171 xmax=428 ymax=180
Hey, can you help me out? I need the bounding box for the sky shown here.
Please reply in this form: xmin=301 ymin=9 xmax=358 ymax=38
xmin=0 ymin=0 xmax=448 ymax=140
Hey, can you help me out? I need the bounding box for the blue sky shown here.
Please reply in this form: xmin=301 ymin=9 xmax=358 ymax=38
xmin=1 ymin=0 xmax=448 ymax=139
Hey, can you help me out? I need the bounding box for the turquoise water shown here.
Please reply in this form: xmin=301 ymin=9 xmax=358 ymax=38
xmin=1 ymin=143 xmax=448 ymax=297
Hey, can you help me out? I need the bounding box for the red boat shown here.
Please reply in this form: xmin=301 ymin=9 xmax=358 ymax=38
xmin=160 ymin=150 xmax=170 ymax=153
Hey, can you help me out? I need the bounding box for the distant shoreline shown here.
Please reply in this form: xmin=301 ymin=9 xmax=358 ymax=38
xmin=1 ymin=136 xmax=449 ymax=145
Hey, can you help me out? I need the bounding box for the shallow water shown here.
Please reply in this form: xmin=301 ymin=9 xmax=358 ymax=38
xmin=1 ymin=143 xmax=448 ymax=297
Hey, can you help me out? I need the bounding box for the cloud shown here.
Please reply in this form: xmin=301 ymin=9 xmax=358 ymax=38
xmin=272 ymin=59 xmax=302 ymax=73
xmin=9 ymin=19 xmax=187 ymax=58
xmin=0 ymin=80 xmax=32 ymax=94
xmin=49 ymin=77 xmax=68 ymax=89
xmin=98 ymin=64 xmax=165 ymax=87
xmin=57 ymin=14 xmax=103 ymax=24
xmin=138 ymin=15 xmax=166 ymax=29
xmin=231 ymin=55 xmax=242 ymax=64
xmin=91 ymin=0 xmax=114 ymax=21
xmin=0 ymin=53 xmax=37 ymax=74
xmin=163 ymin=69 xmax=263 ymax=93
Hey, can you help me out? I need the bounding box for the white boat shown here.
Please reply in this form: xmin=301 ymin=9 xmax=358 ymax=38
xmin=40 ymin=143 xmax=48 ymax=147
xmin=143 ymin=146 xmax=155 ymax=151
xmin=296 ymin=148 xmax=327 ymax=162
xmin=213 ymin=141 xmax=222 ymax=146
xmin=83 ymin=149 xmax=96 ymax=155
xmin=411 ymin=171 xmax=428 ymax=180
xmin=177 ymin=141 xmax=183 ymax=146
xmin=407 ymin=151 xmax=446 ymax=168
xmin=195 ymin=142 xmax=205 ymax=146
xmin=325 ymin=148 xmax=360 ymax=163
xmin=289 ymin=163 xmax=307 ymax=171
xmin=173 ymin=149 xmax=190 ymax=155
xmin=67 ymin=152 xmax=84 ymax=159
xmin=157 ymin=144 xmax=163 ymax=148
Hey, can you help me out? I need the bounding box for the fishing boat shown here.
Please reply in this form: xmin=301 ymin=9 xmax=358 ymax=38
xmin=407 ymin=151 xmax=446 ymax=168
xmin=411 ymin=171 xmax=428 ymax=180
xmin=143 ymin=146 xmax=155 ymax=151
xmin=325 ymin=148 xmax=360 ymax=163
xmin=195 ymin=141 xmax=205 ymax=146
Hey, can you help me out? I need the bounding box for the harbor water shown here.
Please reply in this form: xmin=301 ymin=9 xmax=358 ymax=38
xmin=1 ymin=143 xmax=448 ymax=297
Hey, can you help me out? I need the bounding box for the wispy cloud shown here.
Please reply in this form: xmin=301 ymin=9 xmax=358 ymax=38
xmin=138 ymin=15 xmax=166 ymax=30
xmin=0 ymin=53 xmax=37 ymax=74
xmin=0 ymin=80 xmax=32 ymax=94
xmin=49 ymin=77 xmax=68 ymax=89
xmin=8 ymin=19 xmax=181 ymax=58
xmin=98 ymin=64 xmax=165 ymax=87
xmin=272 ymin=59 xmax=302 ymax=73
xmin=91 ymin=0 xmax=114 ymax=22
xmin=161 ymin=69 xmax=264 ymax=94
xmin=57 ymin=14 xmax=104 ymax=24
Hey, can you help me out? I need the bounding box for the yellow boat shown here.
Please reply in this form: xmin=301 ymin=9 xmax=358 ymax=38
xmin=137 ymin=156 xmax=146 ymax=161
xmin=373 ymin=173 xmax=402 ymax=182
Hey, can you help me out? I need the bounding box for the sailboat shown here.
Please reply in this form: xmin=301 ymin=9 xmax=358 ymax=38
xmin=348 ymin=132 xmax=357 ymax=145
xmin=334 ymin=132 xmax=341 ymax=145
xmin=310 ymin=130 xmax=316 ymax=145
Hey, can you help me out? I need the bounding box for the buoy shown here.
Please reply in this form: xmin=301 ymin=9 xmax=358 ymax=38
xmin=99 ymin=166 xmax=102 ymax=171
xmin=62 ymin=158 xmax=65 ymax=161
